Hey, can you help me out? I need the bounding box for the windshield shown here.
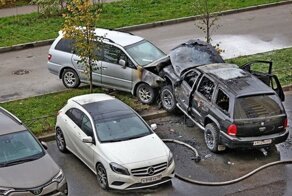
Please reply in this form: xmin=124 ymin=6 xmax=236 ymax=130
xmin=234 ymin=94 xmax=284 ymax=119
xmin=170 ymin=40 xmax=224 ymax=76
xmin=0 ymin=131 xmax=44 ymax=167
xmin=94 ymin=112 xmax=152 ymax=143
xmin=125 ymin=40 xmax=166 ymax=66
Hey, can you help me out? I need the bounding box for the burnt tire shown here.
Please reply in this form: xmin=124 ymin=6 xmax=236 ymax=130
xmin=160 ymin=85 xmax=177 ymax=112
xmin=136 ymin=83 xmax=156 ymax=104
xmin=96 ymin=163 xmax=109 ymax=190
xmin=204 ymin=123 xmax=220 ymax=153
xmin=56 ymin=128 xmax=68 ymax=153
xmin=62 ymin=69 xmax=80 ymax=88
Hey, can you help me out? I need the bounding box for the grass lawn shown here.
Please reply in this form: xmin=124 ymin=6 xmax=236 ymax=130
xmin=227 ymin=47 xmax=292 ymax=86
xmin=0 ymin=0 xmax=286 ymax=47
xmin=0 ymin=47 xmax=291 ymax=136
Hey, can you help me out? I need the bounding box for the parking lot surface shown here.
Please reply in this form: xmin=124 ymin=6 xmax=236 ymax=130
xmin=47 ymin=92 xmax=292 ymax=196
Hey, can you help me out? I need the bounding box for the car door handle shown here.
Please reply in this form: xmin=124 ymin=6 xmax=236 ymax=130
xmin=101 ymin=66 xmax=107 ymax=70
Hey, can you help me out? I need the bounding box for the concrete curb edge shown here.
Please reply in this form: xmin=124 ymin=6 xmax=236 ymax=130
xmin=1 ymin=0 xmax=292 ymax=53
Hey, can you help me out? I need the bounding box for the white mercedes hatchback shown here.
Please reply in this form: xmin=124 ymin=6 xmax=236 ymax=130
xmin=55 ymin=94 xmax=175 ymax=190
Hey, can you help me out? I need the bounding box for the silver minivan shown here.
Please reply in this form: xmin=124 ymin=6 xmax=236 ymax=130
xmin=0 ymin=107 xmax=68 ymax=195
xmin=48 ymin=28 xmax=166 ymax=104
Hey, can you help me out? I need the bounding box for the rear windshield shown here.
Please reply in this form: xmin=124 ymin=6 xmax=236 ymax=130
xmin=234 ymin=94 xmax=284 ymax=119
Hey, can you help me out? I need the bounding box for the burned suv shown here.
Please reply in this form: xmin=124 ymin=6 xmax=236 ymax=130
xmin=158 ymin=40 xmax=288 ymax=152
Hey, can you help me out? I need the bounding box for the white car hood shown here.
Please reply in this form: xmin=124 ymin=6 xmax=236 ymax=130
xmin=100 ymin=134 xmax=168 ymax=165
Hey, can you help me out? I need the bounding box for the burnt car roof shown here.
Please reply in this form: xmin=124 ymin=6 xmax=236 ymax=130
xmin=197 ymin=63 xmax=275 ymax=97
xmin=169 ymin=39 xmax=224 ymax=76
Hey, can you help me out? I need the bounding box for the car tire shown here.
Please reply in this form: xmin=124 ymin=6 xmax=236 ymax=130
xmin=62 ymin=69 xmax=80 ymax=88
xmin=56 ymin=127 xmax=68 ymax=153
xmin=161 ymin=85 xmax=177 ymax=112
xmin=204 ymin=123 xmax=220 ymax=153
xmin=96 ymin=163 xmax=109 ymax=190
xmin=136 ymin=83 xmax=156 ymax=104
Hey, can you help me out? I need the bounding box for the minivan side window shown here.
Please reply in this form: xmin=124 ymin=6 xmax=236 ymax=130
xmin=197 ymin=76 xmax=215 ymax=101
xmin=66 ymin=108 xmax=83 ymax=127
xmin=55 ymin=39 xmax=74 ymax=53
xmin=216 ymin=89 xmax=229 ymax=113
xmin=103 ymin=44 xmax=135 ymax=68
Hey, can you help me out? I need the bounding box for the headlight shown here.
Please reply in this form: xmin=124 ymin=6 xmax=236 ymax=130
xmin=52 ymin=169 xmax=64 ymax=183
xmin=110 ymin=163 xmax=130 ymax=176
xmin=167 ymin=151 xmax=174 ymax=167
xmin=0 ymin=187 xmax=14 ymax=196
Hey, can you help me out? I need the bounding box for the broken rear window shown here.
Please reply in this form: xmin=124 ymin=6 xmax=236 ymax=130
xmin=234 ymin=94 xmax=283 ymax=119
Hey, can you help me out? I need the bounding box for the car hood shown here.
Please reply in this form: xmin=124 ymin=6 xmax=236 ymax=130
xmin=169 ymin=39 xmax=224 ymax=76
xmin=100 ymin=134 xmax=169 ymax=165
xmin=0 ymin=154 xmax=60 ymax=188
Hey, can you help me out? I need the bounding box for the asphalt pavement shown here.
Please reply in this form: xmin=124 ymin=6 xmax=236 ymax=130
xmin=1 ymin=4 xmax=292 ymax=102
xmin=47 ymin=91 xmax=292 ymax=196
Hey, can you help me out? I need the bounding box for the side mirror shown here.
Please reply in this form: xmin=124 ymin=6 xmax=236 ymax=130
xmin=41 ymin=141 xmax=48 ymax=150
xmin=119 ymin=59 xmax=126 ymax=69
xmin=151 ymin=124 xmax=157 ymax=131
xmin=82 ymin=136 xmax=93 ymax=144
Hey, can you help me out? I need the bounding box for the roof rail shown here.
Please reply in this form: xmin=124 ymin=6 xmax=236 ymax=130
xmin=0 ymin=107 xmax=22 ymax=125
xmin=109 ymin=28 xmax=134 ymax=35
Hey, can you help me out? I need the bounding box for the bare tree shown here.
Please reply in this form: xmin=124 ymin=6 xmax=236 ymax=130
xmin=193 ymin=0 xmax=225 ymax=44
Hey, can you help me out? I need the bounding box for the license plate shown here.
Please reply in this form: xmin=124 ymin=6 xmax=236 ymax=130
xmin=141 ymin=175 xmax=162 ymax=183
xmin=253 ymin=139 xmax=272 ymax=146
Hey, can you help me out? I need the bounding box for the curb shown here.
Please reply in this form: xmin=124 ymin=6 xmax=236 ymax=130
xmin=38 ymin=110 xmax=168 ymax=142
xmin=283 ymin=84 xmax=292 ymax=92
xmin=1 ymin=0 xmax=292 ymax=53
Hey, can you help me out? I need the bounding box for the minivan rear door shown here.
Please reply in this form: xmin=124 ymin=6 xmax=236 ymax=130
xmin=241 ymin=61 xmax=285 ymax=101
xmin=71 ymin=54 xmax=102 ymax=84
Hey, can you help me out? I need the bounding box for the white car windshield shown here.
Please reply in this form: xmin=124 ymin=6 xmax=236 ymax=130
xmin=0 ymin=131 xmax=44 ymax=167
xmin=94 ymin=112 xmax=152 ymax=143
xmin=125 ymin=40 xmax=166 ymax=66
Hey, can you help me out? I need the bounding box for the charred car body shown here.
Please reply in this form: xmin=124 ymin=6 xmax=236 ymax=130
xmin=155 ymin=40 xmax=288 ymax=152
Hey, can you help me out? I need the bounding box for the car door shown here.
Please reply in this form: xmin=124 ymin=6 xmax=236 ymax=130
xmin=71 ymin=45 xmax=102 ymax=85
xmin=241 ymin=61 xmax=285 ymax=101
xmin=190 ymin=76 xmax=216 ymax=125
xmin=76 ymin=113 xmax=95 ymax=170
xmin=65 ymin=108 xmax=94 ymax=169
xmin=175 ymin=70 xmax=200 ymax=112
xmin=100 ymin=44 xmax=134 ymax=91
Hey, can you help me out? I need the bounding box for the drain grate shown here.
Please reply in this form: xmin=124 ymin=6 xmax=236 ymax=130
xmin=13 ymin=69 xmax=30 ymax=75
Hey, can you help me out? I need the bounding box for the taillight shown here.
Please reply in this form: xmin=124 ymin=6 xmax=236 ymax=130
xmin=283 ymin=118 xmax=288 ymax=129
xmin=227 ymin=124 xmax=237 ymax=136
xmin=48 ymin=54 xmax=52 ymax=61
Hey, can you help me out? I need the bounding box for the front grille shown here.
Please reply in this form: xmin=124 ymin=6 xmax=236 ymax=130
xmin=131 ymin=162 xmax=167 ymax=177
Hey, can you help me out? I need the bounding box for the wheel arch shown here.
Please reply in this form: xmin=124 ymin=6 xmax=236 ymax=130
xmin=204 ymin=115 xmax=220 ymax=130
xmin=59 ymin=66 xmax=79 ymax=79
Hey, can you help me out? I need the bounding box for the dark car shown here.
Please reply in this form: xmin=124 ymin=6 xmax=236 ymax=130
xmin=0 ymin=107 xmax=68 ymax=195
xmin=158 ymin=40 xmax=288 ymax=152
